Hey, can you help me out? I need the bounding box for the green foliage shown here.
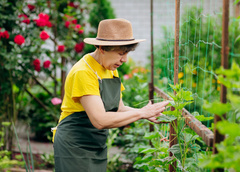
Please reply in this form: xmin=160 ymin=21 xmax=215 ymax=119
xmin=200 ymin=61 xmax=240 ymax=171
xmin=128 ymin=83 xmax=208 ymax=172
xmin=152 ymin=6 xmax=240 ymax=118
xmin=203 ymin=101 xmax=232 ymax=117
xmin=18 ymin=83 xmax=61 ymax=141
xmin=0 ymin=0 xmax=117 ymax=145
xmin=121 ymin=61 xmax=149 ymax=108
xmin=0 ymin=122 xmax=24 ymax=171
xmin=41 ymin=153 xmax=55 ymax=168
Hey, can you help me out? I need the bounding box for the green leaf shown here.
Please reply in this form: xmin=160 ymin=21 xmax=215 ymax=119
xmin=157 ymin=114 xmax=176 ymax=122
xmin=203 ymin=101 xmax=232 ymax=116
xmin=216 ymin=121 xmax=240 ymax=137
xmin=178 ymin=90 xmax=193 ymax=101
xmin=140 ymin=148 xmax=158 ymax=154
xmin=195 ymin=115 xmax=213 ymax=121
xmin=169 ymin=144 xmax=184 ymax=160
xmin=167 ymin=92 xmax=177 ymax=101
xmin=177 ymin=101 xmax=193 ymax=109
xmin=1 ymin=122 xmax=11 ymax=126
xmin=144 ymin=131 xmax=159 ymax=140
xmin=169 ymin=83 xmax=180 ymax=92
xmin=234 ymin=0 xmax=240 ymax=5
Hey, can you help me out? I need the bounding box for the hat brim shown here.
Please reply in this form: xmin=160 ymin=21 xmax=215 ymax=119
xmin=84 ymin=38 xmax=146 ymax=46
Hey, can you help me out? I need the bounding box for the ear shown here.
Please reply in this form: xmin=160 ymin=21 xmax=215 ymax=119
xmin=99 ymin=46 xmax=105 ymax=54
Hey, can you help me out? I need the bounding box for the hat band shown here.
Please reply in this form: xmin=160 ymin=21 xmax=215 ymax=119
xmin=96 ymin=38 xmax=135 ymax=41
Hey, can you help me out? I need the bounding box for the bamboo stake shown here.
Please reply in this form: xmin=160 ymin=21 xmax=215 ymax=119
xmin=212 ymin=0 xmax=229 ymax=171
xmin=149 ymin=0 xmax=154 ymax=134
xmin=169 ymin=0 xmax=180 ymax=171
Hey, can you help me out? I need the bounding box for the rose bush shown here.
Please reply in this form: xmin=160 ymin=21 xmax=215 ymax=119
xmin=0 ymin=0 xmax=116 ymax=146
xmin=0 ymin=0 xmax=88 ymax=144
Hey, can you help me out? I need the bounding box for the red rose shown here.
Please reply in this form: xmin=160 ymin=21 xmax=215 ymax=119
xmin=33 ymin=59 xmax=41 ymax=72
xmin=46 ymin=21 xmax=52 ymax=27
xmin=18 ymin=14 xmax=28 ymax=18
xmin=43 ymin=60 xmax=51 ymax=68
xmin=35 ymin=13 xmax=51 ymax=27
xmin=68 ymin=2 xmax=75 ymax=7
xmin=34 ymin=65 xmax=41 ymax=72
xmin=3 ymin=31 xmax=9 ymax=39
xmin=40 ymin=31 xmax=49 ymax=40
xmin=35 ymin=18 xmax=46 ymax=27
xmin=57 ymin=45 xmax=65 ymax=52
xmin=27 ymin=4 xmax=35 ymax=11
xmin=33 ymin=59 xmax=40 ymax=66
xmin=14 ymin=35 xmax=25 ymax=45
xmin=18 ymin=14 xmax=30 ymax=24
xmin=1 ymin=31 xmax=9 ymax=39
xmin=78 ymin=29 xmax=84 ymax=34
xmin=71 ymin=19 xmax=77 ymax=24
xmin=74 ymin=42 xmax=84 ymax=53
xmin=68 ymin=2 xmax=78 ymax=8
xmin=22 ymin=19 xmax=30 ymax=24
xmin=65 ymin=21 xmax=70 ymax=28
xmin=39 ymin=13 xmax=49 ymax=21
xmin=74 ymin=24 xmax=81 ymax=30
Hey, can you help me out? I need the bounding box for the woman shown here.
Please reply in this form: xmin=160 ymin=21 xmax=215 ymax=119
xmin=53 ymin=18 xmax=169 ymax=172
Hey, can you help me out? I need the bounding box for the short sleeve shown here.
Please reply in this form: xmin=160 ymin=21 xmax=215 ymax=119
xmin=71 ymin=70 xmax=100 ymax=102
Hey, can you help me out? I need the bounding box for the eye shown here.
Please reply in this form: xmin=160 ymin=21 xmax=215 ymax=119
xmin=119 ymin=51 xmax=127 ymax=56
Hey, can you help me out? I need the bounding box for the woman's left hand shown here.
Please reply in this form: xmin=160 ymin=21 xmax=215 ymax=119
xmin=147 ymin=114 xmax=163 ymax=124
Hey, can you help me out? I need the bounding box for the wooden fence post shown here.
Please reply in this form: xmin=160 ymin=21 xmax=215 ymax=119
xmin=149 ymin=0 xmax=154 ymax=146
xmin=169 ymin=0 xmax=180 ymax=171
xmin=212 ymin=0 xmax=229 ymax=172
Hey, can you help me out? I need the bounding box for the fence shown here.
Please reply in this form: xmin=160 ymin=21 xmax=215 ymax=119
xmin=148 ymin=0 xmax=239 ymax=171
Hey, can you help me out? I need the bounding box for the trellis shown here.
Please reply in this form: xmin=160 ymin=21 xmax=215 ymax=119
xmin=149 ymin=0 xmax=233 ymax=171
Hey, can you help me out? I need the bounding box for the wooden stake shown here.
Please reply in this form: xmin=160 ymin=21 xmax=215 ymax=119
xmin=212 ymin=0 xmax=229 ymax=171
xmin=169 ymin=0 xmax=180 ymax=171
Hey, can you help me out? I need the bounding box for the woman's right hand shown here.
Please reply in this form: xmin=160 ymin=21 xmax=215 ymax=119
xmin=140 ymin=101 xmax=169 ymax=119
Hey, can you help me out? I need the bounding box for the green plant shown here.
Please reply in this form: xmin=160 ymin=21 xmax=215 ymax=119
xmin=200 ymin=61 xmax=240 ymax=171
xmin=1 ymin=0 xmax=117 ymax=145
xmin=131 ymin=84 xmax=212 ymax=172
xmin=152 ymin=6 xmax=240 ymax=118
xmin=40 ymin=152 xmax=54 ymax=168
xmin=0 ymin=122 xmax=24 ymax=171
xmin=107 ymin=128 xmax=123 ymax=172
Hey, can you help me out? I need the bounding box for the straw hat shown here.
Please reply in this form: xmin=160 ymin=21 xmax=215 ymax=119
xmin=84 ymin=18 xmax=145 ymax=46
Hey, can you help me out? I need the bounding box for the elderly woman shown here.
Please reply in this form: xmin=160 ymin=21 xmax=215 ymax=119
xmin=53 ymin=18 xmax=169 ymax=172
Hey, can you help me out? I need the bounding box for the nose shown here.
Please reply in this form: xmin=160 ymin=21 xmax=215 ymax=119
xmin=120 ymin=54 xmax=128 ymax=63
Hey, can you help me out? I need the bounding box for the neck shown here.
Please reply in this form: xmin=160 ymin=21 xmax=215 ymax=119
xmin=90 ymin=49 xmax=103 ymax=65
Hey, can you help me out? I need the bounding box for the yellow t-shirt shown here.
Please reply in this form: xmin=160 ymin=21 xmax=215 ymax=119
xmin=59 ymin=54 xmax=125 ymax=123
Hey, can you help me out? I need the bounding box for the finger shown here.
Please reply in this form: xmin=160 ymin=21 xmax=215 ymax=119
xmin=155 ymin=107 xmax=166 ymax=114
xmin=148 ymin=117 xmax=160 ymax=124
xmin=157 ymin=101 xmax=169 ymax=107
xmin=153 ymin=102 xmax=169 ymax=110
xmin=148 ymin=100 xmax=152 ymax=105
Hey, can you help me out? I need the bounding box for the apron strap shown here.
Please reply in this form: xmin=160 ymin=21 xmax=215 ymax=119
xmin=83 ymin=57 xmax=102 ymax=81
xmin=83 ymin=56 xmax=116 ymax=79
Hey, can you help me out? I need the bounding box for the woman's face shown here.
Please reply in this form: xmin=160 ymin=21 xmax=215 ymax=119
xmin=101 ymin=49 xmax=129 ymax=71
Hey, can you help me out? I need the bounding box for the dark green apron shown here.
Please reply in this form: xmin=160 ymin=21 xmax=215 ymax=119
xmin=54 ymin=76 xmax=121 ymax=172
